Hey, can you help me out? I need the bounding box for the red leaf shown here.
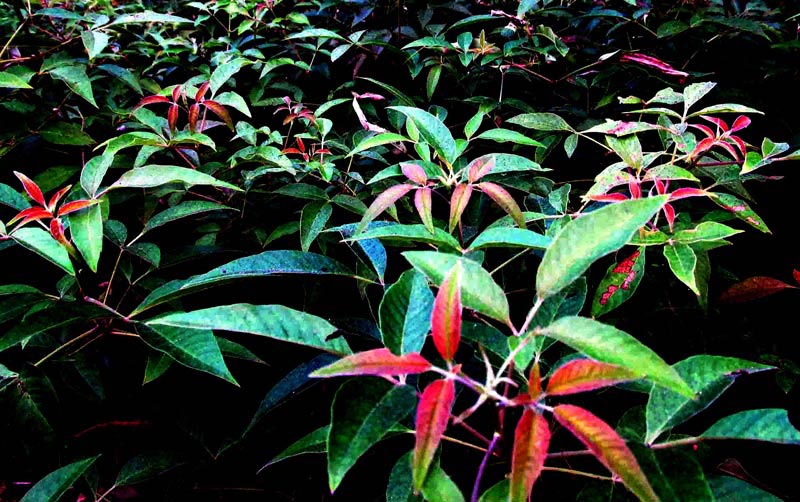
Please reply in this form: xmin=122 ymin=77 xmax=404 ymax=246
xmin=413 ymin=378 xmax=455 ymax=491
xmin=663 ymin=203 xmax=675 ymax=231
xmin=509 ymin=410 xmax=550 ymax=502
xmin=169 ymin=104 xmax=181 ymax=133
xmin=586 ymin=193 xmax=628 ymax=203
xmin=14 ymin=171 xmax=45 ymax=207
xmin=357 ymin=183 xmax=415 ymax=233
xmin=47 ymin=185 xmax=72 ymax=212
xmin=187 ymin=103 xmax=199 ymax=133
xmin=448 ymin=183 xmax=473 ymax=233
xmin=171 ymin=85 xmax=182 ymax=103
xmin=793 ymin=269 xmax=800 ymax=286
xmin=718 ymin=276 xmax=794 ymax=304
xmin=49 ymin=218 xmax=68 ymax=245
xmin=731 ymin=115 xmax=751 ymax=132
xmin=620 ymin=53 xmax=688 ymax=77
xmin=669 ymin=187 xmax=708 ymax=201
xmin=7 ymin=207 xmax=52 ymax=227
xmin=688 ymin=123 xmax=715 ymax=139
xmin=553 ymin=405 xmax=658 ymax=502
xmin=58 ymin=199 xmax=97 ymax=217
xmin=414 ymin=188 xmax=434 ymax=234
xmin=546 ymin=359 xmax=637 ymax=396
xmin=431 ymin=262 xmax=462 ymax=362
xmin=195 ymin=81 xmax=210 ymax=102
xmin=701 ymin=115 xmax=729 ymax=133
xmin=528 ymin=363 xmax=542 ymax=400
xmin=689 ymin=137 xmax=716 ymax=159
xmin=134 ymin=94 xmax=170 ymax=109
xmin=401 ymin=162 xmax=428 ymax=185
xmin=467 ymin=156 xmax=495 ymax=183
xmin=628 ymin=180 xmax=642 ymax=199
xmin=478 ymin=182 xmax=525 ymax=229
xmin=203 ymin=100 xmax=234 ymax=130
xmin=308 ymin=348 xmax=431 ymax=378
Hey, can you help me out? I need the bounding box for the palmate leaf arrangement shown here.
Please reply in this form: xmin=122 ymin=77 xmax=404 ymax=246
xmin=1 ymin=3 xmax=800 ymax=499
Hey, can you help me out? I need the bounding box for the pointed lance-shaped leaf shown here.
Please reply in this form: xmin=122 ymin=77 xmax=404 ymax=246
xmin=357 ymin=183 xmax=414 ymax=234
xmin=14 ymin=171 xmax=45 ymax=207
xmin=546 ymin=359 xmax=638 ymax=396
xmin=134 ymin=94 xmax=170 ymax=109
xmin=309 ymin=348 xmax=431 ymax=378
xmin=415 ymin=188 xmax=435 ymax=234
xmin=529 ymin=363 xmax=542 ymax=400
xmin=195 ymin=80 xmax=210 ymax=102
xmin=57 ymin=199 xmax=97 ymax=217
xmin=509 ymin=409 xmax=550 ymax=502
xmin=169 ymin=103 xmax=180 ymax=132
xmin=448 ymin=183 xmax=473 ymax=233
xmin=477 ymin=182 xmax=525 ymax=229
xmin=172 ymin=84 xmax=182 ymax=103
xmin=669 ymin=188 xmax=708 ymax=201
xmin=7 ymin=207 xmax=52 ymax=227
xmin=553 ymin=404 xmax=658 ymax=502
xmin=187 ymin=103 xmax=199 ymax=133
xmin=413 ymin=378 xmax=455 ymax=491
xmin=401 ymin=162 xmax=428 ymax=185
xmin=467 ymin=155 xmax=495 ymax=183
xmin=47 ymin=185 xmax=72 ymax=212
xmin=718 ymin=276 xmax=794 ymax=304
xmin=203 ymin=100 xmax=234 ymax=130
xmin=431 ymin=262 xmax=462 ymax=362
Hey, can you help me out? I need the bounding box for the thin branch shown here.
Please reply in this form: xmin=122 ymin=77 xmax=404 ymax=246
xmin=471 ymin=432 xmax=501 ymax=502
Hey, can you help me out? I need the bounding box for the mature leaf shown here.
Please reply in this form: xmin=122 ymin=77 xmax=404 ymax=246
xmin=143 ymin=201 xmax=235 ymax=234
xmin=546 ymin=359 xmax=638 ymax=396
xmin=607 ymin=135 xmax=643 ymax=170
xmin=474 ymin=128 xmax=545 ymax=147
xmin=479 ymin=479 xmax=510 ymax=501
xmin=40 ymin=122 xmax=95 ymax=146
xmin=68 ymin=203 xmax=103 ymax=273
xmin=300 ymin=200 xmax=332 ymax=252
xmin=591 ymin=247 xmax=646 ymax=317
xmin=421 ymin=462 xmax=465 ymax=502
xmin=389 ymin=106 xmax=458 ymax=165
xmin=468 ymin=227 xmax=551 ymax=251
xmin=542 ymin=316 xmax=693 ymax=397
xmin=310 ymin=349 xmax=430 ymax=378
xmin=509 ymin=410 xmax=550 ymax=502
xmin=136 ymin=324 xmax=237 ymax=384
xmin=507 ymin=113 xmax=574 ymax=132
xmin=349 ymin=133 xmax=411 ymax=157
xmin=80 ymin=153 xmax=113 ymax=197
xmin=20 ymin=456 xmax=99 ymax=502
xmin=328 ymin=380 xmax=417 ymax=491
xmin=672 ymin=222 xmax=742 ymax=244
xmin=115 ymin=451 xmax=184 ymax=486
xmin=146 ymin=304 xmax=348 ymax=355
xmin=718 ymin=277 xmax=794 ymax=303
xmin=0 ymin=71 xmax=33 ymax=89
xmin=432 ymin=262 xmax=462 ymax=362
xmin=49 ymin=64 xmax=97 ymax=107
xmin=11 ymin=227 xmax=74 ymax=275
xmin=663 ymin=243 xmax=698 ymax=294
xmin=380 ymin=270 xmax=434 ymax=355
xmin=143 ymin=351 xmax=173 ymax=384
xmin=0 ymin=183 xmax=31 ymax=211
xmin=403 ymin=251 xmax=509 ymax=323
xmin=260 ymin=426 xmax=329 ymax=471
xmin=387 ymin=451 xmax=424 ymax=502
xmin=109 ymin=11 xmax=193 ymax=25
xmin=702 ymin=409 xmax=800 ymax=444
xmin=132 ymin=250 xmax=353 ymax=315
xmin=710 ymin=192 xmax=770 ymax=233
xmin=107 ymin=165 xmax=240 ymax=192
xmin=348 ymin=223 xmax=460 ymax=250
xmin=708 ymin=476 xmax=782 ymax=502
xmin=81 ymin=30 xmax=110 ymax=59
xmin=646 ymin=355 xmax=772 ymax=444
xmin=332 ymin=222 xmax=386 ymax=281
xmin=413 ymin=378 xmax=455 ymax=490
xmin=683 ymin=82 xmax=716 ymax=112
xmin=537 ymin=196 xmax=668 ymax=298
xmin=554 ymin=405 xmax=658 ymax=502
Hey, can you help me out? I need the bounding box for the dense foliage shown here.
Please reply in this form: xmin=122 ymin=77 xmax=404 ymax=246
xmin=1 ymin=0 xmax=800 ymax=500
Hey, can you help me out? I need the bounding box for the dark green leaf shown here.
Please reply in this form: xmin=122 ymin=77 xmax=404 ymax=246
xmin=380 ymin=269 xmax=434 ymax=355
xmin=40 ymin=122 xmax=95 ymax=146
xmin=11 ymin=227 xmax=74 ymax=275
xmin=115 ymin=451 xmax=184 ymax=486
xmin=143 ymin=201 xmax=235 ymax=234
xmin=21 ymin=456 xmax=99 ymax=502
xmin=702 ymin=409 xmax=800 ymax=444
xmin=69 ymin=203 xmax=103 ymax=272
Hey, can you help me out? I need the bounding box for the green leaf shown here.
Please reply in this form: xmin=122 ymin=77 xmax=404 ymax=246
xmin=389 ymin=106 xmax=458 ymax=165
xmin=421 ymin=462 xmax=465 ymax=502
xmin=80 ymin=153 xmax=113 ymax=197
xmin=348 ymin=223 xmax=460 ymax=250
xmin=542 ymin=316 xmax=693 ymax=397
xmin=536 ymin=196 xmax=668 ymax=298
xmin=710 ymin=192 xmax=770 ymax=233
xmin=107 ymin=165 xmax=240 ymax=192
xmin=286 ymin=27 xmax=348 ymax=41
xmin=108 ymin=11 xmax=193 ymax=25
xmin=403 ymin=251 xmax=509 ymax=323
xmin=328 ymin=380 xmax=416 ymax=491
xmin=591 ymin=248 xmax=646 ymax=317
xmin=426 ymin=65 xmax=442 ymax=100
xmin=49 ymin=64 xmax=97 ymax=107
xmin=682 ymin=82 xmax=716 ymax=113
xmin=474 ymin=128 xmax=545 ymax=147
xmin=507 ymin=112 xmax=574 ymax=132
xmin=273 ymin=183 xmax=329 ymax=201
xmin=690 ymin=103 xmax=763 ymax=117
xmin=69 ymin=203 xmax=103 ymax=273
xmin=387 ymin=451 xmax=423 ymax=502
xmin=0 ymin=71 xmax=33 ymax=89
xmin=643 ymin=164 xmax=700 ymax=183
xmin=40 ymin=122 xmax=95 ymax=146
xmin=672 ymin=222 xmax=742 ymax=244
xmin=261 ymin=426 xmax=329 ymax=470
xmin=607 ymin=135 xmax=643 ymax=171
xmin=21 ymin=456 xmax=99 ymax=502
xmin=115 ymin=451 xmax=184 ymax=486
xmin=0 ymin=303 xmax=100 ymax=352
xmin=210 ymin=57 xmax=248 ymax=95
xmin=136 ymin=324 xmax=237 ymax=385
xmin=132 ymin=250 xmax=353 ymax=315
xmin=97 ymin=64 xmax=142 ymax=94
xmin=702 ymin=409 xmax=800 ymax=444
xmin=0 ymin=183 xmax=31 ymax=210
xmin=380 ymin=269 xmax=434 ymax=355
xmin=468 ymin=227 xmax=551 ymax=251
xmin=146 ymin=304 xmax=349 ymax=355
xmin=708 ymin=476 xmax=782 ymax=502
xmin=300 ymin=201 xmax=332 ymax=252
xmin=143 ymin=351 xmax=172 ymax=384
xmin=11 ymin=227 xmax=74 ymax=275
xmin=646 ymin=355 xmax=773 ymax=444
xmin=657 ymin=20 xmax=689 ymax=37
xmin=81 ymin=30 xmax=110 ymax=59
xmin=480 ymin=479 xmax=510 ymax=501
xmin=143 ymin=201 xmax=235 ymax=234
xmin=663 ymin=243 xmax=698 ymax=294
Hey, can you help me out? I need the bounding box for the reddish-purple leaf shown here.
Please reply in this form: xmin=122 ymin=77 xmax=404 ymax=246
xmin=546 ymin=359 xmax=637 ymax=396
xmin=529 ymin=363 xmax=542 ymax=400
xmin=729 ymin=135 xmax=748 ymax=158
xmin=357 ymin=184 xmax=414 ymax=233
xmin=620 ymin=53 xmax=688 ymax=77
xmin=203 ymin=100 xmax=234 ymax=130
xmin=47 ymin=185 xmax=72 ymax=212
xmin=401 ymin=162 xmax=428 ymax=185
xmin=134 ymin=94 xmax=170 ymax=109
xmin=478 ymin=182 xmax=525 ymax=229
xmin=7 ymin=207 xmax=52 ymax=227
xmin=718 ymin=276 xmax=794 ymax=304
xmin=448 ymin=183 xmax=473 ymax=233
xmin=431 ymin=262 xmax=462 ymax=362
xmin=14 ymin=171 xmax=45 ymax=207
xmin=414 ymin=188 xmax=434 ymax=234
xmin=169 ymin=104 xmax=180 ymax=133
xmin=663 ymin=203 xmax=675 ymax=231
xmin=629 ymin=180 xmax=642 ymax=199
xmin=689 ymin=123 xmax=715 ymax=139
xmin=309 ymin=348 xmax=431 ymax=378
xmin=586 ymin=193 xmax=628 ymax=203
xmin=413 ymin=378 xmax=455 ymax=491
xmin=731 ymin=115 xmax=751 ymax=132
xmin=553 ymin=404 xmax=658 ymax=502
xmin=58 ymin=199 xmax=97 ymax=217
xmin=793 ymin=269 xmax=800 ymax=286
xmin=49 ymin=218 xmax=68 ymax=245
xmin=171 ymin=84 xmax=182 ymax=103
xmin=701 ymin=115 xmax=729 ymax=132
xmin=187 ymin=103 xmax=199 ymax=133
xmin=195 ymin=81 xmax=210 ymax=102
xmin=669 ymin=187 xmax=708 ymax=201
xmin=509 ymin=409 xmax=550 ymax=502
xmin=467 ymin=156 xmax=495 ymax=183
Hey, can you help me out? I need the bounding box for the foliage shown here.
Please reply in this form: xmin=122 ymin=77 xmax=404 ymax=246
xmin=1 ymin=0 xmax=799 ymax=499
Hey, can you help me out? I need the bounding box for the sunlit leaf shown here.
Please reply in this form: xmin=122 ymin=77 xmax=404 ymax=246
xmin=11 ymin=227 xmax=74 ymax=275
xmin=509 ymin=410 xmax=550 ymax=502
xmin=431 ymin=262 xmax=462 ymax=362
xmin=69 ymin=203 xmax=103 ymax=272
xmin=702 ymin=409 xmax=800 ymax=444
xmin=546 ymin=359 xmax=638 ymax=396
xmin=663 ymin=243 xmax=698 ymax=294
xmin=389 ymin=106 xmax=458 ymax=165
xmin=310 ymin=349 xmax=430 ymax=378
xmin=413 ymin=378 xmax=455 ymax=490
xmin=591 ymin=247 xmax=645 ymax=317
xmin=380 ymin=269 xmax=434 ymax=355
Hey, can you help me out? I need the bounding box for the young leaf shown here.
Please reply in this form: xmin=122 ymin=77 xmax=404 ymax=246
xmin=414 ymin=188 xmax=435 ymax=234
xmin=431 ymin=262 xmax=463 ymax=362
xmin=591 ymin=247 xmax=646 ymax=317
xmin=389 ymin=106 xmax=458 ymax=165
xmin=448 ymin=183 xmax=473 ymax=233
xmin=20 ymin=456 xmax=100 ymax=502
xmin=663 ymin=243 xmax=699 ymax=294
xmin=537 ymin=196 xmax=668 ymax=298
xmin=310 ymin=349 xmax=431 ymax=378
xmin=554 ymin=405 xmax=658 ymax=502
xmin=546 ymin=359 xmax=638 ymax=396
xmin=702 ymin=409 xmax=800 ymax=444
xmin=467 ymin=155 xmax=495 ymax=183
xmin=14 ymin=171 xmax=46 ymax=206
xmin=477 ymin=182 xmax=525 ymax=229
xmin=357 ymin=184 xmax=415 ymax=234
xmin=718 ymin=277 xmax=794 ymax=303
xmin=646 ymin=355 xmax=773 ymax=444
xmin=402 ymin=163 xmax=428 ymax=185
xmin=509 ymin=410 xmax=550 ymax=502
xmin=379 ymin=269 xmax=435 ymax=355
xmin=542 ymin=316 xmax=693 ymax=397
xmin=413 ymin=378 xmax=455 ymax=491
xmin=328 ymin=380 xmax=417 ymax=491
